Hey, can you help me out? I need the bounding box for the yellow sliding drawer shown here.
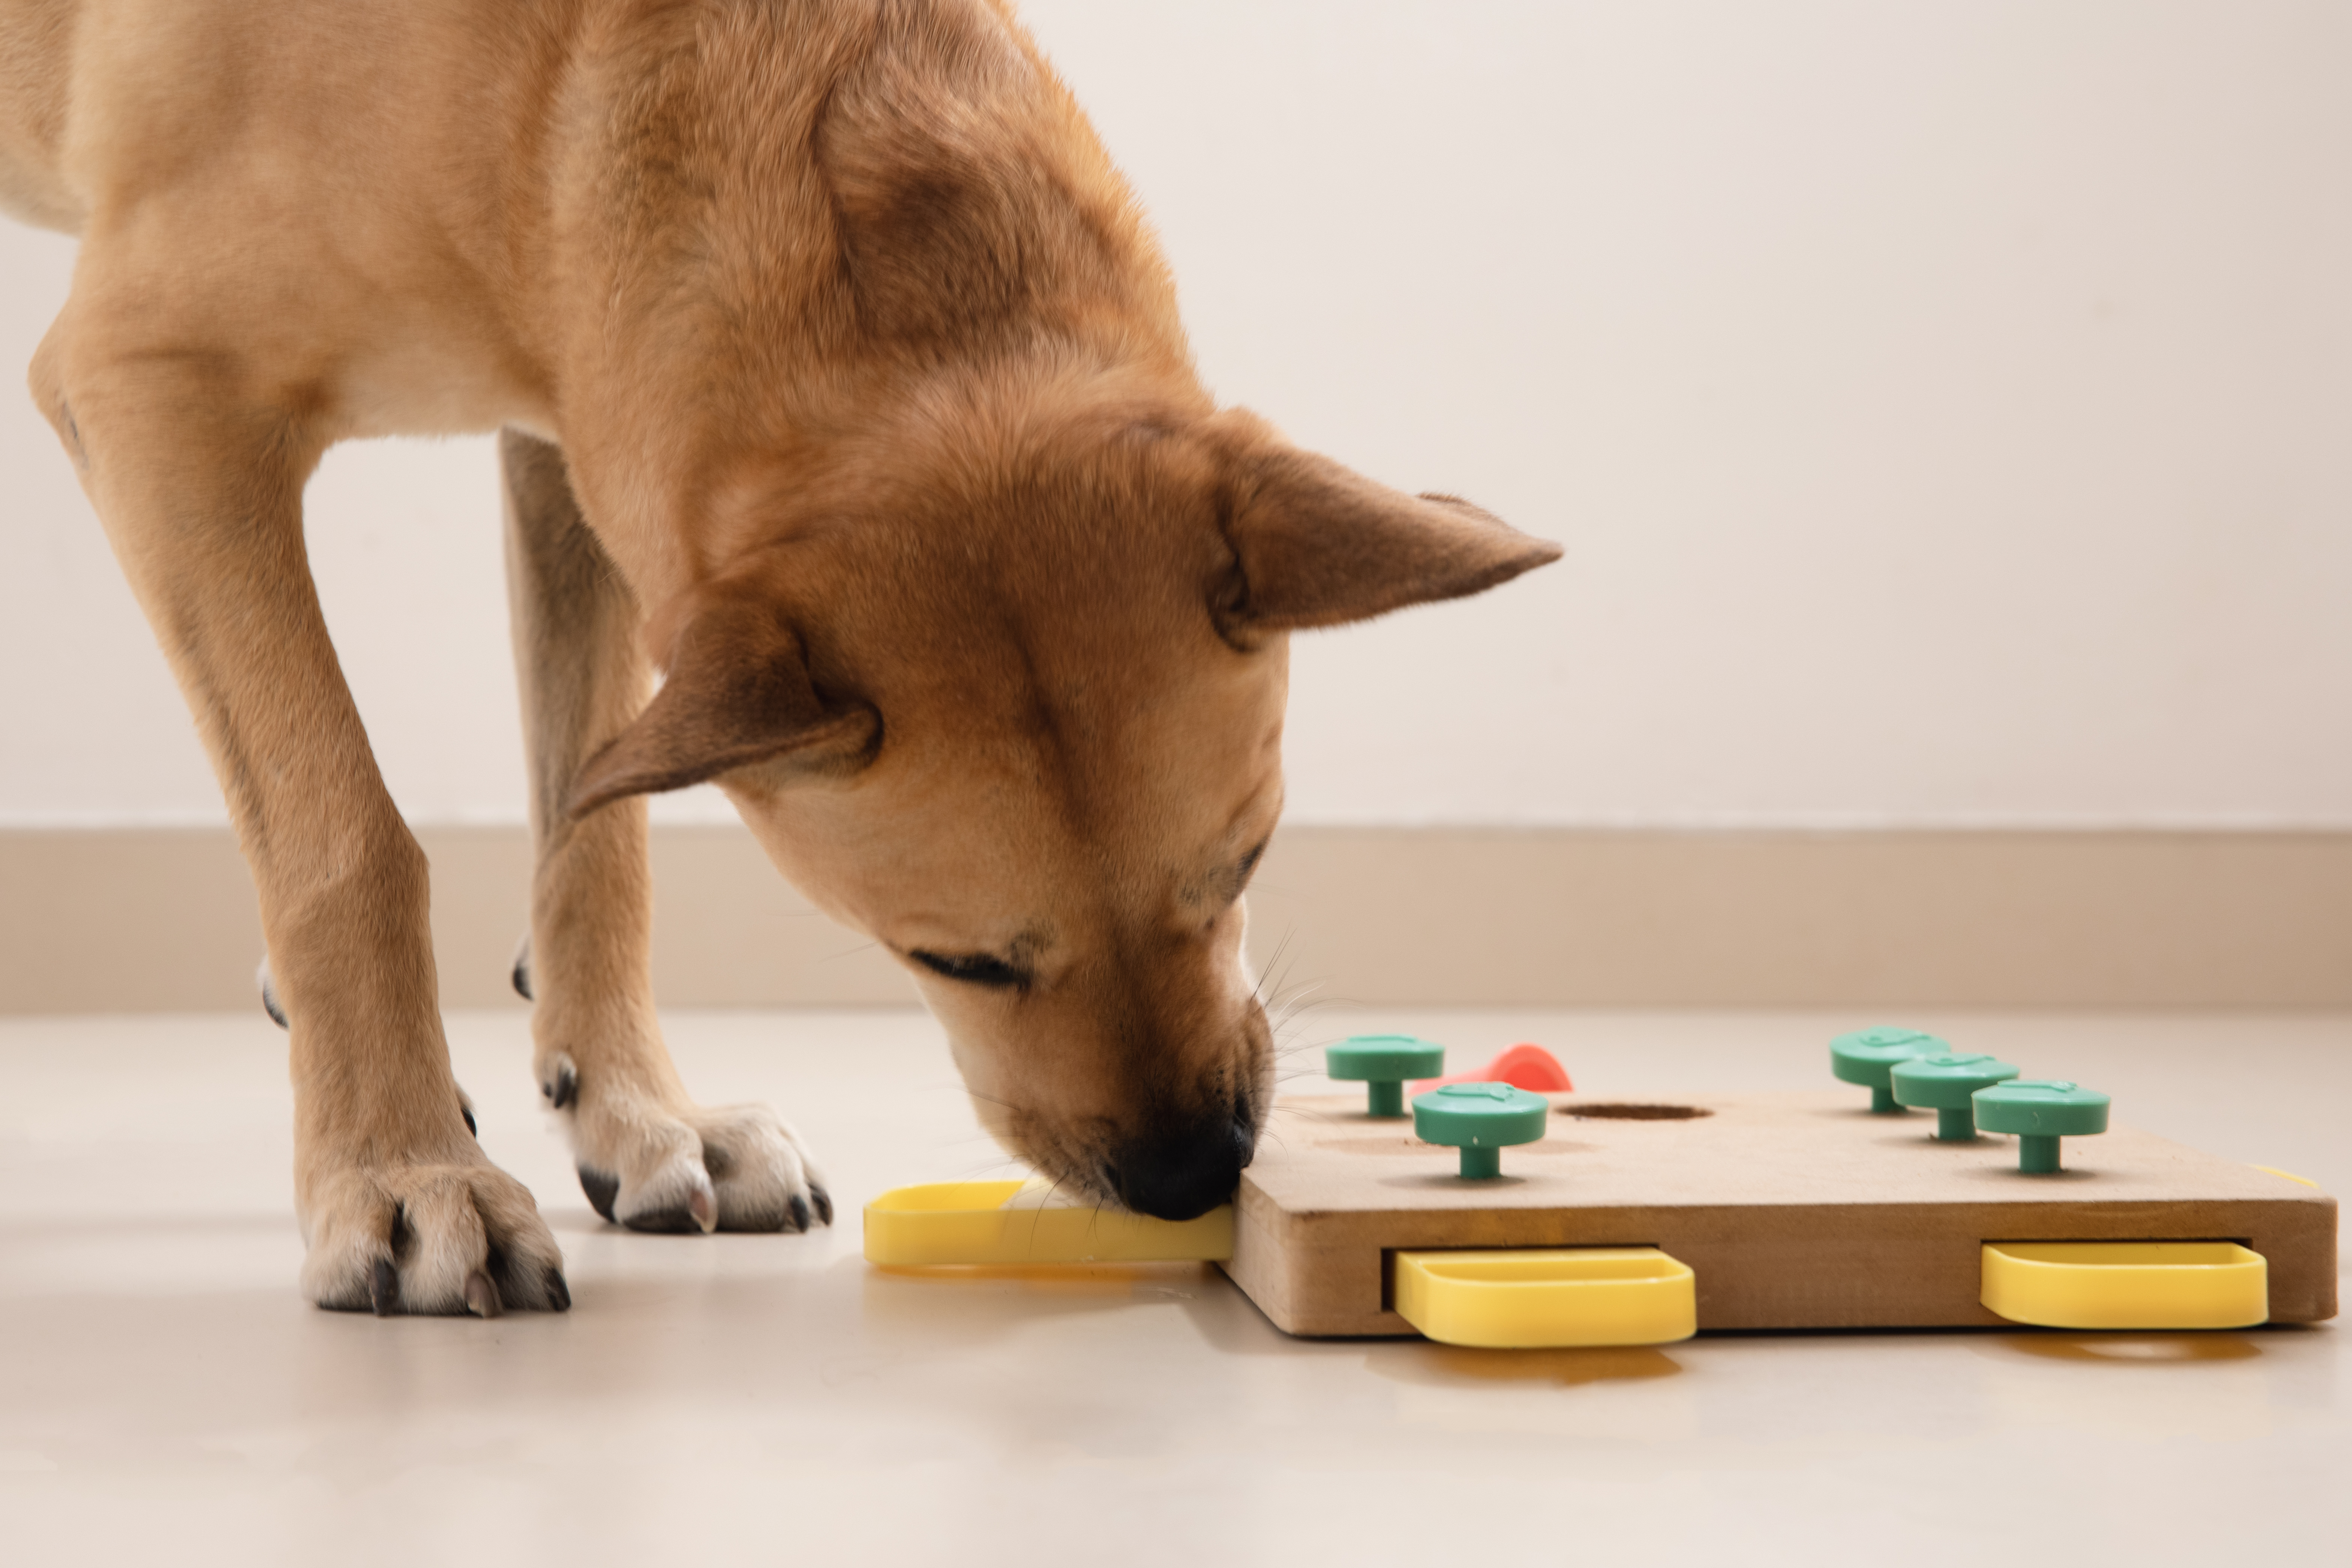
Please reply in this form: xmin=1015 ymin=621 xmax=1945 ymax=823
xmin=1981 ymin=1242 xmax=2268 ymax=1330
xmin=1393 ymin=1247 xmax=1697 ymax=1349
xmin=864 ymin=1181 xmax=1233 ymax=1266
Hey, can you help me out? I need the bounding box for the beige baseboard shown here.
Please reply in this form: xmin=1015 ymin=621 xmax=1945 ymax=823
xmin=1 ymin=826 xmax=2345 ymax=1014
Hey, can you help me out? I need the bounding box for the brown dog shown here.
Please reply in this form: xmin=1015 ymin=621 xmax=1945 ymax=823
xmin=0 ymin=0 xmax=1558 ymax=1314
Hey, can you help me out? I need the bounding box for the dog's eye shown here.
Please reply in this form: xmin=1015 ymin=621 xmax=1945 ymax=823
xmin=908 ymin=949 xmax=1027 ymax=989
xmin=1223 ymin=837 xmax=1271 ymax=904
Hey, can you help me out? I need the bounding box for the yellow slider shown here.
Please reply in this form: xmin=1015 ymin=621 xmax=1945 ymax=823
xmin=1393 ymin=1248 xmax=1698 ymax=1349
xmin=863 ymin=1180 xmax=1234 ymax=1266
xmin=1980 ymin=1241 xmax=2269 ymax=1330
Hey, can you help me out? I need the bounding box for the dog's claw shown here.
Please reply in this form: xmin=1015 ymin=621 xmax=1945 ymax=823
xmin=369 ymin=1257 xmax=400 ymax=1317
xmin=544 ymin=1268 xmax=571 ymax=1312
xmin=463 ymin=1270 xmax=503 ymax=1318
xmin=577 ymin=1165 xmax=619 ymax=1222
xmin=809 ymin=1186 xmax=834 ymax=1227
xmin=257 ymin=959 xmax=289 ymax=1030
xmin=689 ymin=1185 xmax=718 ymax=1234
xmin=542 ymin=1054 xmax=578 ymax=1111
xmin=786 ymin=1194 xmax=811 ymax=1233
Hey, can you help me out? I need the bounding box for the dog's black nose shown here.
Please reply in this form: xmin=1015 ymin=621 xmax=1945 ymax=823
xmin=1109 ymin=1117 xmax=1254 ymax=1221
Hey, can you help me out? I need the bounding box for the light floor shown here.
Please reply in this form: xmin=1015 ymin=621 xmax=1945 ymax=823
xmin=1 ymin=1008 xmax=2344 ymax=1566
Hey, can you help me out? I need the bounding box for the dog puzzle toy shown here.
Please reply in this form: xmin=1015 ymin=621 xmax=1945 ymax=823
xmin=1325 ymin=1035 xmax=1446 ymax=1117
xmin=1981 ymin=1242 xmax=2268 ymax=1330
xmin=1890 ymin=1052 xmax=2021 ymax=1140
xmin=868 ymin=1026 xmax=2336 ymax=1347
xmin=1392 ymin=1247 xmax=1697 ymax=1349
xmin=864 ymin=1179 xmax=1231 ymax=1266
xmin=1829 ymin=1026 xmax=1950 ymax=1112
xmin=1973 ymin=1079 xmax=2111 ymax=1172
xmin=1411 ymin=1082 xmax=1550 ymax=1179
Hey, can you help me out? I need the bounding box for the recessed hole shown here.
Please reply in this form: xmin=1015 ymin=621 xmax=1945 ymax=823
xmin=1562 ymin=1103 xmax=1713 ymax=1122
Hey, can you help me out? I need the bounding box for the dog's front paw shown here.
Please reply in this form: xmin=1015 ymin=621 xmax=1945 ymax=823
xmin=299 ymin=1156 xmax=569 ymax=1316
xmin=542 ymin=1052 xmax=832 ymax=1234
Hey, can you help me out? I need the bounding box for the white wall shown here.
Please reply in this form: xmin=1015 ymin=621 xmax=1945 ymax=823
xmin=3 ymin=0 xmax=2347 ymax=831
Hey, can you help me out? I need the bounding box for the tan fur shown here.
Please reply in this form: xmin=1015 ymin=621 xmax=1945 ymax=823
xmin=1 ymin=0 xmax=1558 ymax=1311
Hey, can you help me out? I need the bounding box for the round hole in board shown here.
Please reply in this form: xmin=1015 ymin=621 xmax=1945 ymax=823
xmin=1561 ymin=1103 xmax=1714 ymax=1122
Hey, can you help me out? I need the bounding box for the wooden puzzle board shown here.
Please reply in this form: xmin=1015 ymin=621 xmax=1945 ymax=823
xmin=1219 ymin=1091 xmax=2338 ymax=1336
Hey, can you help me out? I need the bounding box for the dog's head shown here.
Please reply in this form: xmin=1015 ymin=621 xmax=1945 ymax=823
xmin=568 ymin=380 xmax=1558 ymax=1217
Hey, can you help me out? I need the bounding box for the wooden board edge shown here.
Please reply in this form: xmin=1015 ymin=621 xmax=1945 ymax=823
xmin=1219 ymin=1190 xmax=2338 ymax=1338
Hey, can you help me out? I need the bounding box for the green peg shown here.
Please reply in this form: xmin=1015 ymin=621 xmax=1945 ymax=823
xmin=1326 ymin=1035 xmax=1447 ymax=1117
xmin=1973 ymin=1079 xmax=2111 ymax=1172
xmin=1411 ymin=1082 xmax=1550 ymax=1179
xmin=1829 ymin=1027 xmax=1952 ymax=1113
xmin=1889 ymin=1052 xmax=2022 ymax=1140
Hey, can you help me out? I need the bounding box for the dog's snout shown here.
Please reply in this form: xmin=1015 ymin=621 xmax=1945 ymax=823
xmin=1109 ymin=1115 xmax=1254 ymax=1221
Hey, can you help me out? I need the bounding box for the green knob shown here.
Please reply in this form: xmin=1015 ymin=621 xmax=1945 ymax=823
xmin=1890 ymin=1053 xmax=2022 ymax=1140
xmin=1327 ymin=1035 xmax=1447 ymax=1117
xmin=1974 ymin=1079 xmax=2110 ymax=1173
xmin=1411 ymin=1082 xmax=1550 ymax=1179
xmin=1829 ymin=1027 xmax=1952 ymax=1113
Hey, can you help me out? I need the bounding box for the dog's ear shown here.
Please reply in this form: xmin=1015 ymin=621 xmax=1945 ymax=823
xmin=567 ymin=592 xmax=878 ymax=819
xmin=1209 ymin=418 xmax=1561 ymax=637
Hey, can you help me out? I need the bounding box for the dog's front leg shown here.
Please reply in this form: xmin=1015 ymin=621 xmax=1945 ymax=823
xmin=31 ymin=327 xmax=568 ymax=1314
xmin=500 ymin=432 xmax=830 ymax=1234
